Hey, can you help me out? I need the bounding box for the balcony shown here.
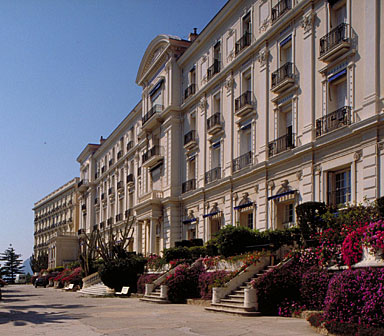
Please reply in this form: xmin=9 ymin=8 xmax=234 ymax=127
xmin=233 ymin=151 xmax=252 ymax=172
xmin=117 ymin=181 xmax=124 ymax=191
xmin=126 ymin=140 xmax=133 ymax=152
xmin=101 ymin=193 xmax=106 ymax=201
xmin=81 ymin=204 xmax=87 ymax=212
xmin=271 ymin=0 xmax=292 ymax=24
xmin=127 ymin=174 xmax=134 ymax=186
xmin=207 ymin=112 xmax=222 ymax=135
xmin=184 ymin=84 xmax=196 ymax=100
xmin=101 ymin=166 xmax=105 ymax=174
xmin=182 ymin=178 xmax=196 ymax=194
xmin=142 ymin=104 xmax=163 ymax=130
xmin=108 ymin=187 xmax=115 ymax=196
xmin=268 ymin=133 xmax=295 ymax=157
xmin=100 ymin=221 xmax=105 ymax=229
xmin=116 ymin=213 xmax=123 ymax=222
xmin=117 ymin=150 xmax=122 ymax=160
xmin=109 ymin=159 xmax=114 ymax=167
xmin=207 ymin=59 xmax=221 ymax=81
xmin=125 ymin=209 xmax=131 ymax=219
xmin=205 ymin=167 xmax=221 ymax=184
xmin=107 ymin=217 xmax=113 ymax=226
xmin=139 ymin=190 xmax=164 ymax=202
xmin=142 ymin=145 xmax=164 ymax=168
xmin=77 ymin=179 xmax=89 ymax=192
xmin=234 ymin=91 xmax=253 ymax=117
xmin=271 ymin=62 xmax=295 ymax=93
xmin=319 ymin=23 xmax=350 ymax=62
xmin=235 ymin=32 xmax=251 ymax=56
xmin=184 ymin=130 xmax=197 ymax=150
xmin=316 ymin=106 xmax=351 ymax=137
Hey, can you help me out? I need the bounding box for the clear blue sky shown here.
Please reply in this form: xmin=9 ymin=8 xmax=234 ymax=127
xmin=0 ymin=0 xmax=227 ymax=262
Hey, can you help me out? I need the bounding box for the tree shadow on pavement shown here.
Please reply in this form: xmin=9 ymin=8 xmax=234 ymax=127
xmin=0 ymin=308 xmax=85 ymax=326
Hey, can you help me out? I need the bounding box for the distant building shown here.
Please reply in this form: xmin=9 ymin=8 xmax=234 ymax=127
xmin=74 ymin=0 xmax=383 ymax=255
xmin=33 ymin=178 xmax=80 ymax=268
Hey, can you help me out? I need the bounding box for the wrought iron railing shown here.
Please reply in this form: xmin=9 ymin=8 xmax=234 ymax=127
xmin=184 ymin=84 xmax=196 ymax=99
xmin=205 ymin=167 xmax=221 ymax=184
xmin=232 ymin=151 xmax=252 ymax=172
xmin=320 ymin=23 xmax=349 ymax=57
xmin=184 ymin=130 xmax=196 ymax=145
xmin=271 ymin=62 xmax=294 ymax=89
xmin=315 ymin=106 xmax=351 ymax=137
xmin=207 ymin=59 xmax=221 ymax=81
xmin=268 ymin=133 xmax=295 ymax=157
xmin=207 ymin=112 xmax=221 ymax=131
xmin=235 ymin=32 xmax=252 ymax=55
xmin=271 ymin=0 xmax=292 ymax=23
xmin=117 ymin=181 xmax=123 ymax=190
xmin=142 ymin=145 xmax=162 ymax=163
xmin=182 ymin=179 xmax=196 ymax=193
xmin=127 ymin=174 xmax=134 ymax=184
xmin=108 ymin=187 xmax=114 ymax=195
xmin=142 ymin=104 xmax=163 ymax=125
xmin=235 ymin=91 xmax=252 ymax=112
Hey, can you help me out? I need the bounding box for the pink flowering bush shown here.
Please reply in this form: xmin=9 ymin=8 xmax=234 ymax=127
xmin=363 ymin=220 xmax=384 ymax=253
xmin=198 ymin=271 xmax=231 ymax=299
xmin=278 ymin=299 xmax=306 ymax=317
xmin=146 ymin=254 xmax=166 ymax=271
xmin=136 ymin=273 xmax=161 ymax=294
xmin=341 ymin=226 xmax=366 ymax=267
xmin=61 ymin=267 xmax=82 ymax=286
xmin=323 ymin=268 xmax=384 ymax=328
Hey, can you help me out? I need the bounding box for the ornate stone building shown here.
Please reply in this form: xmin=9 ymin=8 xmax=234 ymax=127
xmin=76 ymin=0 xmax=384 ymax=255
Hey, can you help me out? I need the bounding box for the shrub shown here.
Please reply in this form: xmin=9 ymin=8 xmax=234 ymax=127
xmin=215 ymin=226 xmax=256 ymax=257
xmin=198 ymin=271 xmax=230 ymax=299
xmin=136 ymin=273 xmax=161 ymax=294
xmin=296 ymin=202 xmax=327 ymax=245
xmin=165 ymin=262 xmax=204 ymax=303
xmin=146 ymin=254 xmax=166 ymax=271
xmin=189 ymin=246 xmax=207 ymax=260
xmin=363 ymin=220 xmax=384 ymax=253
xmin=300 ymin=266 xmax=331 ymax=310
xmin=307 ymin=312 xmax=325 ymax=328
xmin=324 ymin=268 xmax=384 ymax=328
xmin=98 ymin=254 xmax=146 ymax=292
xmin=204 ymin=239 xmax=218 ymax=256
xmin=61 ymin=267 xmax=82 ymax=286
xmin=163 ymin=247 xmax=192 ymax=263
xmin=376 ymin=196 xmax=384 ymax=219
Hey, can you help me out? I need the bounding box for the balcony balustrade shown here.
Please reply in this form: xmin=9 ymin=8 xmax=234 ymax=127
xmin=207 ymin=112 xmax=222 ymax=135
xmin=182 ymin=178 xmax=196 ymax=194
xmin=142 ymin=104 xmax=163 ymax=126
xmin=271 ymin=0 xmax=291 ymax=23
xmin=234 ymin=91 xmax=253 ymax=116
xmin=184 ymin=130 xmax=197 ymax=149
xmin=319 ymin=23 xmax=350 ymax=61
xmin=125 ymin=209 xmax=131 ymax=219
xmin=316 ymin=106 xmax=351 ymax=137
xmin=235 ymin=32 xmax=252 ymax=55
xmin=107 ymin=217 xmax=113 ymax=226
xmin=271 ymin=62 xmax=294 ymax=93
xmin=205 ymin=167 xmax=221 ymax=184
xmin=268 ymin=133 xmax=295 ymax=157
xmin=77 ymin=179 xmax=89 ymax=192
xmin=184 ymin=84 xmax=196 ymax=100
xmin=207 ymin=59 xmax=221 ymax=81
xmin=116 ymin=213 xmax=123 ymax=222
xmin=142 ymin=145 xmax=163 ymax=167
xmin=232 ymin=151 xmax=252 ymax=172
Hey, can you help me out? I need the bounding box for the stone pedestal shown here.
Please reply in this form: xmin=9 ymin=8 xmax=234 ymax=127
xmin=353 ymin=247 xmax=384 ymax=268
xmin=160 ymin=285 xmax=168 ymax=299
xmin=244 ymin=288 xmax=258 ymax=310
xmin=145 ymin=283 xmax=154 ymax=296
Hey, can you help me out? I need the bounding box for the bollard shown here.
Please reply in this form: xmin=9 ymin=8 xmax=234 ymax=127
xmin=145 ymin=283 xmax=154 ymax=296
xmin=160 ymin=285 xmax=168 ymax=299
xmin=244 ymin=288 xmax=258 ymax=310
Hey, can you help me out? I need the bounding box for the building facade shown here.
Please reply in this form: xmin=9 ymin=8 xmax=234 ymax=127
xmin=77 ymin=0 xmax=384 ymax=255
xmin=33 ymin=178 xmax=80 ymax=269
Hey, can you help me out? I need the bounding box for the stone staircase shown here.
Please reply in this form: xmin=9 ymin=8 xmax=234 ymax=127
xmin=205 ymin=264 xmax=277 ymax=316
xmin=140 ymin=285 xmax=170 ymax=304
xmin=78 ymin=282 xmax=113 ymax=297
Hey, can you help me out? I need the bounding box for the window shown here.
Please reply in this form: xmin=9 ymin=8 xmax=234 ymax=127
xmin=283 ymin=203 xmax=294 ymax=225
xmin=187 ymin=156 xmax=196 ymax=180
xmin=328 ymin=70 xmax=347 ymax=112
xmin=247 ymin=213 xmax=253 ymax=229
xmin=327 ymin=168 xmax=351 ymax=206
xmin=330 ymin=0 xmax=347 ymax=29
xmin=242 ymin=12 xmax=251 ymax=35
xmin=211 ymin=142 xmax=221 ymax=169
xmin=280 ymin=35 xmax=292 ymax=64
xmin=240 ymin=122 xmax=252 ymax=155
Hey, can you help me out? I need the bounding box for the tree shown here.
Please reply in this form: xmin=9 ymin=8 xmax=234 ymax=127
xmin=30 ymin=253 xmax=48 ymax=273
xmin=0 ymin=245 xmax=24 ymax=283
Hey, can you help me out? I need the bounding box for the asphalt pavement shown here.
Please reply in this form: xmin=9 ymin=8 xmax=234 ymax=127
xmin=0 ymin=285 xmax=318 ymax=336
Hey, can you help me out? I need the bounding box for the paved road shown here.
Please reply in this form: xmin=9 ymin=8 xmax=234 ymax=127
xmin=0 ymin=285 xmax=318 ymax=336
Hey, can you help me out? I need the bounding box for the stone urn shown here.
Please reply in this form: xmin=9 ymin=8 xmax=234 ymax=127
xmin=353 ymin=246 xmax=384 ymax=268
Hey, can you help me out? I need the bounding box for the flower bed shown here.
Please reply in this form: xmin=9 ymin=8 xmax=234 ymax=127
xmin=198 ymin=270 xmax=231 ymax=300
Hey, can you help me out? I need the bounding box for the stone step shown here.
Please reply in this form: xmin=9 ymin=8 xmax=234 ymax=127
xmin=232 ymin=290 xmax=245 ymax=295
xmin=79 ymin=282 xmax=111 ymax=296
xmin=228 ymin=294 xmax=244 ymax=299
xmin=220 ymin=298 xmax=244 ymax=304
xmin=211 ymin=302 xmax=248 ymax=310
xmin=140 ymin=297 xmax=170 ymax=304
xmin=205 ymin=306 xmax=260 ymax=316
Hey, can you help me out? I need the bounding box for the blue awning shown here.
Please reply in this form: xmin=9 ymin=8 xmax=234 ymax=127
xmin=149 ymin=79 xmax=164 ymax=96
xmin=328 ymin=69 xmax=346 ymax=82
xmin=267 ymin=190 xmax=296 ymax=201
xmin=280 ymin=35 xmax=292 ymax=47
xmin=182 ymin=218 xmax=197 ymax=224
xmin=203 ymin=211 xmax=220 ymax=218
xmin=234 ymin=202 xmax=254 ymax=210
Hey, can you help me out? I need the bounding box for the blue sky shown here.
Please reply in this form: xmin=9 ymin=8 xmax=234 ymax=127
xmin=0 ymin=0 xmax=227 ymax=263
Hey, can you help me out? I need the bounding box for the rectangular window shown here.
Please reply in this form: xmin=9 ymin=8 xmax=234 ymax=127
xmin=247 ymin=212 xmax=253 ymax=229
xmin=284 ymin=203 xmax=294 ymax=224
xmin=327 ymin=168 xmax=351 ymax=206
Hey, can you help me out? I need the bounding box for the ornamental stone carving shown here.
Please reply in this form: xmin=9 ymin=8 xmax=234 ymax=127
xmin=259 ymin=19 xmax=269 ymax=33
xmin=268 ymin=180 xmax=275 ymax=189
xmin=296 ymin=170 xmax=303 ymax=181
xmin=224 ymin=76 xmax=234 ymax=92
xmin=257 ymin=48 xmax=269 ymax=66
xmin=198 ymin=97 xmax=207 ymax=110
xmin=301 ymin=12 xmax=314 ymax=33
xmin=354 ymin=150 xmax=362 ymax=161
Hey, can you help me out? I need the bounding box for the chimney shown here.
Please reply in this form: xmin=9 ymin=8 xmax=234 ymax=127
xmin=100 ymin=136 xmax=105 ymax=144
xmin=188 ymin=28 xmax=198 ymax=42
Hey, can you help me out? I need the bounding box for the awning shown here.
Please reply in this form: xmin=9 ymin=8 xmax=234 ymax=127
xmin=182 ymin=218 xmax=197 ymax=224
xmin=212 ymin=141 xmax=221 ymax=149
xmin=234 ymin=202 xmax=254 ymax=210
xmin=203 ymin=211 xmax=220 ymax=218
xmin=280 ymin=35 xmax=292 ymax=47
xmin=149 ymin=79 xmax=164 ymax=96
xmin=267 ymin=190 xmax=296 ymax=201
xmin=328 ymin=69 xmax=346 ymax=82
